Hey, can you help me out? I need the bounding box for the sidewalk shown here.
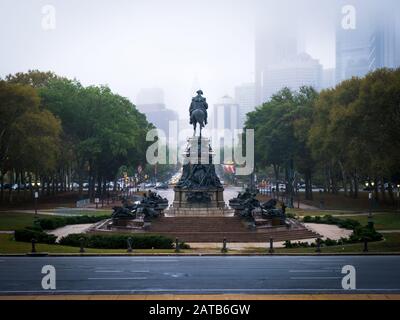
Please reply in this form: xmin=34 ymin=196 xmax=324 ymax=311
xmin=1 ymin=294 xmax=399 ymax=300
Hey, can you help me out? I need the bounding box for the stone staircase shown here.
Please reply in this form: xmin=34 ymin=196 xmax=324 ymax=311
xmin=146 ymin=216 xmax=320 ymax=243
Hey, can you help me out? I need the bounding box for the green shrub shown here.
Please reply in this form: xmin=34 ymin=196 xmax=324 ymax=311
xmin=14 ymin=228 xmax=57 ymax=244
xmin=302 ymin=215 xmax=361 ymax=230
xmin=284 ymin=240 xmax=293 ymax=248
xmin=59 ymin=233 xmax=175 ymax=249
xmin=323 ymin=238 xmax=337 ymax=246
xmin=351 ymin=226 xmax=383 ymax=242
xmin=179 ymin=242 xmax=191 ymax=249
xmin=284 ymin=240 xmax=311 ymax=248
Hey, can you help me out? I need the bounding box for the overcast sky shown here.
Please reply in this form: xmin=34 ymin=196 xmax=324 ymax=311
xmin=0 ymin=0 xmax=388 ymax=117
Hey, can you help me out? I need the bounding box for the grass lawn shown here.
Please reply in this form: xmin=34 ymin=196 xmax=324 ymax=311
xmin=297 ymin=191 xmax=397 ymax=211
xmin=286 ymin=208 xmax=360 ymax=216
xmin=335 ymin=213 xmax=400 ymax=231
xmin=286 ymin=210 xmax=400 ymax=230
xmin=0 ymin=212 xmax=52 ymax=231
xmin=0 ymin=211 xmax=111 ymax=231
xmin=274 ymin=233 xmax=400 ymax=253
xmin=50 ymin=209 xmax=112 ymax=217
xmin=239 ymin=233 xmax=400 ymax=254
xmin=0 ymin=234 xmax=183 ymax=254
xmin=1 ymin=232 xmax=399 ymax=254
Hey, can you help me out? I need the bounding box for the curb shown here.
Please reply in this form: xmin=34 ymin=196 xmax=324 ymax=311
xmin=1 ymin=252 xmax=400 ymax=257
xmin=1 ymin=294 xmax=400 ymax=300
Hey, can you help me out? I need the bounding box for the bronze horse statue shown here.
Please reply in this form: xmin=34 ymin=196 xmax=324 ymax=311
xmin=190 ymin=90 xmax=208 ymax=136
xmin=191 ymin=108 xmax=206 ymax=136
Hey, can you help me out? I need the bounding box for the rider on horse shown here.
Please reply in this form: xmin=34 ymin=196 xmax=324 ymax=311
xmin=189 ymin=90 xmax=208 ymax=125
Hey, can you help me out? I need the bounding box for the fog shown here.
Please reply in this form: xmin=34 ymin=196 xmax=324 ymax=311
xmin=0 ymin=0 xmax=398 ymax=117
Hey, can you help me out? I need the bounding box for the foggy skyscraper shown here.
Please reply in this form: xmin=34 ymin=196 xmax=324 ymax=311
xmin=254 ymin=0 xmax=298 ymax=104
xmin=336 ymin=0 xmax=400 ymax=82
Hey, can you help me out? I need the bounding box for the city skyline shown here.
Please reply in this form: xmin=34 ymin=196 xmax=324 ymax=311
xmin=1 ymin=0 xmax=399 ymax=120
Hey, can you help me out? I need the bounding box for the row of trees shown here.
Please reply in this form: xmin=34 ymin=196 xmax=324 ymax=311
xmin=246 ymin=68 xmax=400 ymax=203
xmin=0 ymin=70 xmax=152 ymax=203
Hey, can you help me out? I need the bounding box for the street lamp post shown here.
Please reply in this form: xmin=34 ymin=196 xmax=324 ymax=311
xmin=397 ymin=184 xmax=400 ymax=212
xmin=366 ymin=181 xmax=375 ymax=228
xmin=34 ymin=191 xmax=39 ymax=216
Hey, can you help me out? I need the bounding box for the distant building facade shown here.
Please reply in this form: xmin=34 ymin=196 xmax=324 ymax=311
xmin=255 ymin=0 xmax=298 ymax=104
xmin=262 ymin=53 xmax=323 ymax=99
xmin=136 ymin=88 xmax=178 ymax=138
xmin=234 ymin=83 xmax=256 ymax=128
xmin=336 ymin=0 xmax=400 ymax=82
xmin=213 ymin=95 xmax=239 ymax=132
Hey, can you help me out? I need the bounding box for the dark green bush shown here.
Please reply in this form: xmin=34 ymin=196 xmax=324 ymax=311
xmin=284 ymin=240 xmax=311 ymax=248
xmin=179 ymin=242 xmax=191 ymax=249
xmin=15 ymin=228 xmax=57 ymax=244
xmin=302 ymin=215 xmax=361 ymax=230
xmin=351 ymin=225 xmax=383 ymax=242
xmin=323 ymin=238 xmax=337 ymax=246
xmin=59 ymin=233 xmax=175 ymax=249
xmin=303 ymin=216 xmax=312 ymax=222
xmin=38 ymin=215 xmax=110 ymax=230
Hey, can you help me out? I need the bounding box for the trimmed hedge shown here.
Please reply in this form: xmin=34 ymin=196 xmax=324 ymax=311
xmin=37 ymin=215 xmax=110 ymax=230
xmin=59 ymin=233 xmax=175 ymax=249
xmin=303 ymin=215 xmax=361 ymax=230
xmin=14 ymin=228 xmax=57 ymax=244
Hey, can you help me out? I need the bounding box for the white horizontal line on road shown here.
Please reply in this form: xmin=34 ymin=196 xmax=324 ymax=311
xmin=290 ymin=277 xmax=342 ymax=280
xmin=131 ymin=270 xmax=150 ymax=273
xmin=131 ymin=259 xmax=179 ymax=262
xmin=94 ymin=270 xmax=123 ymax=273
xmin=299 ymin=259 xmax=347 ymax=262
xmin=289 ymin=270 xmax=336 ymax=273
xmin=88 ymin=277 xmax=147 ymax=280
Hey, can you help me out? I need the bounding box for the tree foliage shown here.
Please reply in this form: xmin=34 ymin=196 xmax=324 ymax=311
xmin=246 ymin=68 xmax=400 ymax=203
xmin=0 ymin=71 xmax=152 ymax=203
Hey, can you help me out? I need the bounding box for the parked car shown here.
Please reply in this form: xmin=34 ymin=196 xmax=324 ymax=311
xmin=2 ymin=183 xmax=18 ymax=190
xmin=155 ymin=182 xmax=169 ymax=190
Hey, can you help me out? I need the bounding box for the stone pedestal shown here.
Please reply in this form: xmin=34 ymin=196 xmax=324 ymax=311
xmin=173 ymin=188 xmax=225 ymax=208
xmin=166 ymin=207 xmax=235 ymax=217
xmin=170 ymin=135 xmax=228 ymax=216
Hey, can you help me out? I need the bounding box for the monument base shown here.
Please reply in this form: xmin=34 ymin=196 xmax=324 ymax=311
xmin=166 ymin=207 xmax=234 ymax=217
xmin=172 ymin=188 xmax=225 ymax=209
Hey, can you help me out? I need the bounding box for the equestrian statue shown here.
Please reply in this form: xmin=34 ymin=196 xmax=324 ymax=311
xmin=189 ymin=89 xmax=208 ymax=136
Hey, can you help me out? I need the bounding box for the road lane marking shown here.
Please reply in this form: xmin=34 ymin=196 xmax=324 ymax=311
xmin=131 ymin=270 xmax=150 ymax=273
xmin=88 ymin=277 xmax=147 ymax=280
xmin=290 ymin=277 xmax=342 ymax=280
xmin=289 ymin=270 xmax=336 ymax=273
xmin=94 ymin=270 xmax=123 ymax=273
xmin=299 ymin=259 xmax=347 ymax=262
xmin=131 ymin=259 xmax=179 ymax=262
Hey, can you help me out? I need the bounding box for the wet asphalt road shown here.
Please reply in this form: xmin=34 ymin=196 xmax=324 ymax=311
xmin=0 ymin=256 xmax=399 ymax=295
